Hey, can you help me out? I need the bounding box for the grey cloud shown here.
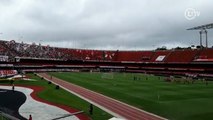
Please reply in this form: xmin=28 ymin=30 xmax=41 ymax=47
xmin=0 ymin=0 xmax=213 ymax=50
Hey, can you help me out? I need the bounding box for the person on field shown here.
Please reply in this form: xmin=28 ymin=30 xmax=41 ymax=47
xmin=12 ymin=84 xmax=15 ymax=92
xmin=133 ymin=76 xmax=136 ymax=81
xmin=89 ymin=104 xmax=93 ymax=115
xmin=205 ymin=80 xmax=208 ymax=86
xmin=29 ymin=114 xmax=32 ymax=120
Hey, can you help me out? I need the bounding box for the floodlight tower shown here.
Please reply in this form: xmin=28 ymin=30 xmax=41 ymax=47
xmin=198 ymin=29 xmax=207 ymax=47
xmin=187 ymin=23 xmax=213 ymax=48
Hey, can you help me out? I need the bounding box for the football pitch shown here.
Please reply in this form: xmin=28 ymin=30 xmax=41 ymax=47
xmin=0 ymin=74 xmax=112 ymax=120
xmin=49 ymin=72 xmax=213 ymax=120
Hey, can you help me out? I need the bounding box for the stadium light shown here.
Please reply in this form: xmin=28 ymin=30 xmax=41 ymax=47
xmin=187 ymin=23 xmax=213 ymax=48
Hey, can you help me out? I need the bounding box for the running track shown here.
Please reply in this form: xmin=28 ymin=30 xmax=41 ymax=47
xmin=38 ymin=73 xmax=166 ymax=120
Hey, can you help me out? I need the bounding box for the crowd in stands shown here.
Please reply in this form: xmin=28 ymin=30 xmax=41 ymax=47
xmin=0 ymin=40 xmax=117 ymax=61
xmin=4 ymin=40 xmax=63 ymax=59
xmin=0 ymin=40 xmax=213 ymax=62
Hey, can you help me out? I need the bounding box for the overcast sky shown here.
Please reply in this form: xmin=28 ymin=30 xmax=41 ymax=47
xmin=0 ymin=0 xmax=213 ymax=50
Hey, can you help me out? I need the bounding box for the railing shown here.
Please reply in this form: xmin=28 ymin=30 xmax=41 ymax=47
xmin=0 ymin=111 xmax=20 ymax=120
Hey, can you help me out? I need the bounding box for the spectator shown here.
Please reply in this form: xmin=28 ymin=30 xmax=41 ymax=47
xmin=12 ymin=84 xmax=15 ymax=92
xmin=29 ymin=114 xmax=32 ymax=120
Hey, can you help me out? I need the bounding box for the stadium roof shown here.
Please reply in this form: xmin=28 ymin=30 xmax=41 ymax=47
xmin=187 ymin=23 xmax=213 ymax=30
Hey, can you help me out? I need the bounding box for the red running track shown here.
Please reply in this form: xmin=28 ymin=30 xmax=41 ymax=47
xmin=38 ymin=73 xmax=166 ymax=120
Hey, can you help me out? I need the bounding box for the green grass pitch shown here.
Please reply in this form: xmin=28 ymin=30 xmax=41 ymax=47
xmin=49 ymin=72 xmax=213 ymax=120
xmin=0 ymin=74 xmax=112 ymax=120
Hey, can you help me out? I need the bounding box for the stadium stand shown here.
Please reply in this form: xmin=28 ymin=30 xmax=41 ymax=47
xmin=115 ymin=51 xmax=153 ymax=62
xmin=150 ymin=50 xmax=171 ymax=62
xmin=0 ymin=40 xmax=213 ymax=77
xmin=1 ymin=39 xmax=212 ymax=63
xmin=194 ymin=49 xmax=213 ymax=62
xmin=164 ymin=49 xmax=198 ymax=63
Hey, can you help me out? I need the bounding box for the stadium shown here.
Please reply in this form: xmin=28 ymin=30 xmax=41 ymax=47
xmin=1 ymin=1 xmax=213 ymax=120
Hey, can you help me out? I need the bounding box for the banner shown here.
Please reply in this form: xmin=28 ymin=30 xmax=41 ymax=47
xmin=0 ymin=70 xmax=17 ymax=78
